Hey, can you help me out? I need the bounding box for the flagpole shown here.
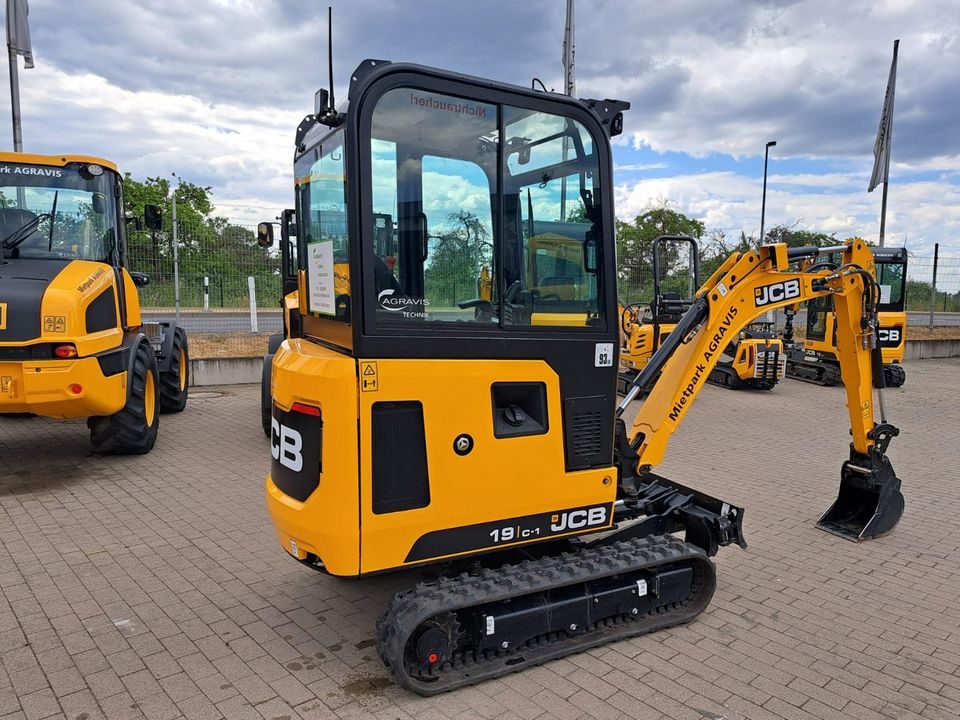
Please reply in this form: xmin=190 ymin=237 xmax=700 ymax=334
xmin=877 ymin=39 xmax=899 ymax=248
xmin=560 ymin=0 xmax=574 ymax=221
xmin=6 ymin=0 xmax=23 ymax=152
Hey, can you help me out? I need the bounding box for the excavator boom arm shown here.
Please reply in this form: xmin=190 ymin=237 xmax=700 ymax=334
xmin=617 ymin=239 xmax=903 ymax=542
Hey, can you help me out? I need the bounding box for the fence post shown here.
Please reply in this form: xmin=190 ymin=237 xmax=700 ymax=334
xmin=172 ymin=189 xmax=181 ymax=325
xmin=928 ymin=242 xmax=939 ymax=331
xmin=248 ymin=276 xmax=258 ymax=333
xmin=219 ymin=276 xmax=225 ymax=307
xmin=203 ymin=276 xmax=209 ymax=311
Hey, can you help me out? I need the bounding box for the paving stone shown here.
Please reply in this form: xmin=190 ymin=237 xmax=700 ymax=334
xmin=0 ymin=362 xmax=957 ymax=718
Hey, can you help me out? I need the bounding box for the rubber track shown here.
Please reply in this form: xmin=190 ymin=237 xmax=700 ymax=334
xmin=786 ymin=360 xmax=841 ymax=386
xmin=707 ymin=363 xmax=741 ymax=389
xmin=376 ymin=535 xmax=715 ymax=696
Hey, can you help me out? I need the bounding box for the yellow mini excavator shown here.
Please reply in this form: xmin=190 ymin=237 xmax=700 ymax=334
xmin=619 ymin=235 xmax=785 ymax=393
xmin=0 ymin=153 xmax=188 ymax=452
xmin=261 ymin=59 xmax=903 ymax=695
xmin=783 ymin=246 xmax=907 ymax=387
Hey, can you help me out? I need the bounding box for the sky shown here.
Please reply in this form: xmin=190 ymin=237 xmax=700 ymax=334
xmin=4 ymin=0 xmax=959 ymax=257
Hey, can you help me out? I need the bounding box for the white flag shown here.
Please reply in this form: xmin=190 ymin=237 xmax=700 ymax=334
xmin=6 ymin=0 xmax=33 ymax=69
xmin=868 ymin=40 xmax=899 ymax=192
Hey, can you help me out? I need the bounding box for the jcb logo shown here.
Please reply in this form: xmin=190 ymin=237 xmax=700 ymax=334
xmin=271 ymin=419 xmax=303 ymax=472
xmin=755 ymin=279 xmax=800 ymax=307
xmin=878 ymin=328 xmax=900 ymax=344
xmin=550 ymin=506 xmax=608 ymax=533
xmin=0 ymin=303 xmax=6 ymax=330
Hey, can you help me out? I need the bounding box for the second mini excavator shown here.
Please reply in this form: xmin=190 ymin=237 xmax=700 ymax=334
xmin=261 ymin=58 xmax=904 ymax=695
xmin=619 ymin=235 xmax=786 ymax=393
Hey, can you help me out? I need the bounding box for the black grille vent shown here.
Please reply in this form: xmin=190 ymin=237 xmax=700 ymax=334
xmin=562 ymin=395 xmax=612 ymax=469
xmin=372 ymin=401 xmax=430 ymax=514
xmin=570 ymin=411 xmax=603 ymax=457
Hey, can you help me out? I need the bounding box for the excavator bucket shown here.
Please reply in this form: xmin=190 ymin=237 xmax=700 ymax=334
xmin=817 ymin=450 xmax=904 ymax=541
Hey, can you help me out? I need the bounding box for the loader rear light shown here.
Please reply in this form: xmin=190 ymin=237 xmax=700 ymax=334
xmin=69 ymin=384 xmax=83 ymax=395
xmin=54 ymin=344 xmax=78 ymax=359
xmin=291 ymin=402 xmax=320 ymax=417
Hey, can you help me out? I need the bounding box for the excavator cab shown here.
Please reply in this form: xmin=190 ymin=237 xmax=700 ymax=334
xmin=785 ymin=246 xmax=907 ymax=387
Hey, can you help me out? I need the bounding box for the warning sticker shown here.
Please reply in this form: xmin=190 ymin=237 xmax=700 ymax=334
xmin=360 ymin=361 xmax=378 ymax=392
xmin=43 ymin=316 xmax=66 ymax=334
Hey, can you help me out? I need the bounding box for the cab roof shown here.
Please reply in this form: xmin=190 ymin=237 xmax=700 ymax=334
xmin=0 ymin=152 xmax=120 ymax=174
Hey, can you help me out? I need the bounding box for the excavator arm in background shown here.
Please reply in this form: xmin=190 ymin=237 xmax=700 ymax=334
xmin=616 ymin=238 xmax=904 ymax=542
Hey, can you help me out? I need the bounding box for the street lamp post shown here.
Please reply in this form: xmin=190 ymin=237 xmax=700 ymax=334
xmin=760 ymin=140 xmax=777 ymax=243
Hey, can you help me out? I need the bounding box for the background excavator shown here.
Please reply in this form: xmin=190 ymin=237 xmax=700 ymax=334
xmin=783 ymin=246 xmax=908 ymax=387
xmin=0 ymin=153 xmax=189 ymax=453
xmin=259 ymin=59 xmax=904 ymax=696
xmin=619 ymin=235 xmax=785 ymax=393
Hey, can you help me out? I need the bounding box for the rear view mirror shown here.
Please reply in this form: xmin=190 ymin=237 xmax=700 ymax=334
xmin=257 ymin=222 xmax=275 ymax=248
xmin=92 ymin=193 xmax=106 ymax=215
xmin=130 ymin=271 xmax=150 ymax=287
xmin=144 ymin=204 xmax=163 ymax=231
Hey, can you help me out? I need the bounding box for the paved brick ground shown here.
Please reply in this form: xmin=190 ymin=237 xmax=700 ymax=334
xmin=1 ymin=359 xmax=958 ymax=720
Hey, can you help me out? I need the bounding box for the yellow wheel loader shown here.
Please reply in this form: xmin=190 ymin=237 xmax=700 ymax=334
xmin=618 ymin=235 xmax=785 ymax=393
xmin=783 ymin=246 xmax=907 ymax=387
xmin=260 ymin=60 xmax=903 ymax=695
xmin=0 ymin=153 xmax=189 ymax=453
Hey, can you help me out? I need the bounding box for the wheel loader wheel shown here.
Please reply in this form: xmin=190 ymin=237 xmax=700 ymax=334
xmin=88 ymin=341 xmax=160 ymax=455
xmin=883 ymin=364 xmax=906 ymax=388
xmin=159 ymin=327 xmax=189 ymax=413
xmin=261 ymin=353 xmax=274 ymax=438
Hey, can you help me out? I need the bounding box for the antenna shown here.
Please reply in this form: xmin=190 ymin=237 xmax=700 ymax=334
xmin=315 ymin=6 xmax=344 ymax=127
xmin=327 ymin=6 xmax=335 ymax=112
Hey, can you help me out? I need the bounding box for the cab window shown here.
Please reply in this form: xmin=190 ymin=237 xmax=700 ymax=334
xmin=365 ymin=87 xmax=605 ymax=330
xmin=295 ymin=130 xmax=349 ymax=321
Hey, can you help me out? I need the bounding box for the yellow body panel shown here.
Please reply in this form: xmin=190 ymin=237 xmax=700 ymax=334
xmin=0 ymin=259 xmax=142 ymax=419
xmin=357 ymin=359 xmax=615 ymax=574
xmin=0 ymin=151 xmax=119 ymax=173
xmin=730 ymin=337 xmax=786 ymax=380
xmin=265 ymin=346 xmax=617 ymax=576
xmin=36 ymin=260 xmax=125 ymax=355
xmin=266 ymin=339 xmax=360 ymax=576
xmin=0 ymin=357 xmax=126 ymax=417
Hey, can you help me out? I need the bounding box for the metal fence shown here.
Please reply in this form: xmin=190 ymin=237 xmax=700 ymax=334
xmin=129 ymin=221 xmax=960 ymax=333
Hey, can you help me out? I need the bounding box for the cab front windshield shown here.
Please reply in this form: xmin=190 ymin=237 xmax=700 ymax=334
xmin=0 ymin=163 xmax=119 ymax=262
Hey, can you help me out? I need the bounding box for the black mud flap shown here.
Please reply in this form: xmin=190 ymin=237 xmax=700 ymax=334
xmin=817 ymin=443 xmax=904 ymax=542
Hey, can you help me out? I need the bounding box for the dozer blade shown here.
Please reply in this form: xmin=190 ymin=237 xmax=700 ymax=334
xmin=817 ymin=448 xmax=904 ymax=541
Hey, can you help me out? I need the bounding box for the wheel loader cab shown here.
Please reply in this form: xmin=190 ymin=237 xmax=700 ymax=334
xmin=268 ymin=61 xmax=625 ymax=576
xmin=0 ymin=153 xmax=189 ymax=451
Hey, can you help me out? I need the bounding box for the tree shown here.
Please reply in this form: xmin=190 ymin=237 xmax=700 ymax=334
xmin=616 ymin=201 xmax=705 ymax=302
xmin=425 ymin=210 xmax=491 ymax=306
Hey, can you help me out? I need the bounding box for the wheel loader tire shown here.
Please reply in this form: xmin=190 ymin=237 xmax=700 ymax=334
xmin=883 ymin=364 xmax=906 ymax=388
xmin=88 ymin=341 xmax=160 ymax=455
xmin=267 ymin=333 xmax=284 ymax=355
xmin=261 ymin=353 xmax=274 ymax=438
xmin=159 ymin=327 xmax=189 ymax=413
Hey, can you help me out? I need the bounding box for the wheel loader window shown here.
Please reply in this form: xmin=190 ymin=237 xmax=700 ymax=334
xmin=0 ymin=163 xmax=119 ymax=263
xmin=295 ymin=130 xmax=349 ymax=321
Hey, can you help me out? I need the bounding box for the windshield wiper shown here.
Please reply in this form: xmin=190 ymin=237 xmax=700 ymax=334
xmin=47 ymin=191 xmax=59 ymax=252
xmin=1 ymin=214 xmax=49 ymax=250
